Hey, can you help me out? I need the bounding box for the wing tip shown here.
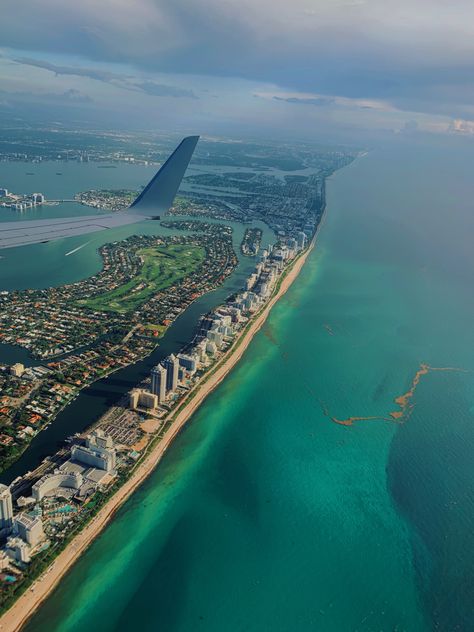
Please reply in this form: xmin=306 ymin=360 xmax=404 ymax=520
xmin=182 ymin=134 xmax=200 ymax=146
xmin=129 ymin=135 xmax=199 ymax=212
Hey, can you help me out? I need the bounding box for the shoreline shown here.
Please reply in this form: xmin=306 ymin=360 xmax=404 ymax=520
xmin=0 ymin=224 xmax=320 ymax=632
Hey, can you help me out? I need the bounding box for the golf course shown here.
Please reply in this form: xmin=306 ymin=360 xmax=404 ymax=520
xmin=78 ymin=244 xmax=205 ymax=314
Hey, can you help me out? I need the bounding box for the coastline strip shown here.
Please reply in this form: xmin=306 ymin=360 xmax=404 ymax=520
xmin=0 ymin=228 xmax=319 ymax=632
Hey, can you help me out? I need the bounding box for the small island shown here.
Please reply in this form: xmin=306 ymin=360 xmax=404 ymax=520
xmin=240 ymin=227 xmax=263 ymax=256
xmin=74 ymin=189 xmax=138 ymax=212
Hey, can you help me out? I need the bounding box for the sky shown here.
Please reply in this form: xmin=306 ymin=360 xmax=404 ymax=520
xmin=1 ymin=0 xmax=474 ymax=139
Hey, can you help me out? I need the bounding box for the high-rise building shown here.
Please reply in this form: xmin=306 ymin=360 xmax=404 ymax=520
xmin=246 ymin=274 xmax=257 ymax=291
xmin=129 ymin=389 xmax=140 ymax=410
xmin=71 ymin=430 xmax=116 ymax=472
xmin=177 ymin=353 xmax=198 ymax=373
xmin=163 ymin=354 xmax=179 ymax=392
xmin=32 ymin=472 xmax=83 ymax=502
xmin=287 ymin=237 xmax=298 ymax=251
xmin=194 ymin=340 xmax=208 ymax=363
xmin=10 ymin=363 xmax=25 ymax=377
xmin=13 ymin=513 xmax=45 ymax=547
xmin=227 ymin=306 xmax=242 ymax=323
xmin=5 ymin=537 xmax=30 ymax=563
xmin=139 ymin=390 xmax=159 ymax=410
xmin=206 ymin=330 xmax=223 ymax=348
xmin=129 ymin=388 xmax=158 ymax=411
xmin=0 ymin=484 xmax=13 ymax=531
xmin=92 ymin=428 xmax=114 ymax=450
xmin=151 ymin=364 xmax=167 ymax=402
xmin=32 ymin=193 xmax=45 ymax=205
xmin=296 ymin=231 xmax=307 ymax=250
xmin=206 ymin=340 xmax=217 ymax=356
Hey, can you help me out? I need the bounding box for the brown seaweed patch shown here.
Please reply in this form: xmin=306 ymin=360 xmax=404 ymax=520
xmin=321 ymin=406 xmax=393 ymax=427
xmin=391 ymin=363 xmax=430 ymax=413
xmin=331 ymin=414 xmax=393 ymax=426
xmin=321 ymin=363 xmax=467 ymax=427
xmin=389 ymin=363 xmax=467 ymax=420
xmin=262 ymin=324 xmax=279 ymax=347
xmin=318 ymin=399 xmax=392 ymax=426
xmin=262 ymin=324 xmax=291 ymax=361
xmin=390 ymin=411 xmax=404 ymax=419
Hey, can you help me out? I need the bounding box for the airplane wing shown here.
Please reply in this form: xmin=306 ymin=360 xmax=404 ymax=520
xmin=0 ymin=135 xmax=199 ymax=250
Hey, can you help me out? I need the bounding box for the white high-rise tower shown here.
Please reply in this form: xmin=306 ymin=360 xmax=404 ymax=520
xmin=0 ymin=484 xmax=14 ymax=531
xmin=150 ymin=364 xmax=167 ymax=402
xmin=164 ymin=354 xmax=179 ymax=392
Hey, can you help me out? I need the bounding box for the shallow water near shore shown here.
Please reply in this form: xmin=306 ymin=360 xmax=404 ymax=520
xmin=23 ymin=134 xmax=474 ymax=631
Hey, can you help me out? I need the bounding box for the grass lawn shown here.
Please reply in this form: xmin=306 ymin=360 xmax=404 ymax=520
xmin=78 ymin=244 xmax=205 ymax=314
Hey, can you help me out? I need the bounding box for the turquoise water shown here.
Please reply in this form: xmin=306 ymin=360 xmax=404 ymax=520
xmin=22 ymin=134 xmax=474 ymax=630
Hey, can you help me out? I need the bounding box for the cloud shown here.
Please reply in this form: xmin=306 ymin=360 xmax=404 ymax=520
xmin=12 ymin=56 xmax=198 ymax=99
xmin=12 ymin=57 xmax=122 ymax=83
xmin=273 ymin=96 xmax=335 ymax=107
xmin=1 ymin=0 xmax=474 ymax=123
xmin=262 ymin=91 xmax=394 ymax=112
xmin=134 ymin=81 xmax=197 ymax=98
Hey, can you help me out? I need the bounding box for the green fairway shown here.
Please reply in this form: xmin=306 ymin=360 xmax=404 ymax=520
xmin=78 ymin=244 xmax=205 ymax=314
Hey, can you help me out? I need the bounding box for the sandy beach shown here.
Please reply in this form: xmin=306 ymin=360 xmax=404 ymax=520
xmin=0 ymin=234 xmax=316 ymax=632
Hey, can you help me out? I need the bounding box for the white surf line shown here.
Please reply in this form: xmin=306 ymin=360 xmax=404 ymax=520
xmin=65 ymin=240 xmax=91 ymax=256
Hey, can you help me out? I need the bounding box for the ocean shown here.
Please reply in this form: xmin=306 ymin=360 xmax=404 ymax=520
xmin=13 ymin=133 xmax=474 ymax=630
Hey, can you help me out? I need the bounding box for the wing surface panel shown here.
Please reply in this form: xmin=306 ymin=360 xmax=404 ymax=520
xmin=0 ymin=213 xmax=139 ymax=249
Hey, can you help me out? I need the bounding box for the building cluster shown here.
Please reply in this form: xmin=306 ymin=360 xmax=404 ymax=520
xmin=171 ymin=146 xmax=356 ymax=242
xmin=0 ymin=188 xmax=45 ymax=211
xmin=129 ymin=234 xmax=309 ymax=417
xmin=0 ymin=231 xmax=235 ymax=359
xmin=0 ymin=338 xmax=155 ymax=451
xmin=130 ymin=308 xmax=244 ymax=414
xmin=75 ymin=189 xmax=136 ymax=212
xmin=0 ymin=484 xmax=45 ymax=564
xmin=130 ymin=352 xmax=183 ymax=411
xmin=241 ymin=227 xmax=263 ymax=256
xmin=181 ymin=172 xmax=321 ymax=240
xmin=33 ymin=429 xmax=116 ymax=501
xmin=0 ymin=240 xmax=143 ymax=358
xmin=0 ymin=429 xmax=117 ymax=569
xmin=0 ymin=123 xmax=174 ymax=164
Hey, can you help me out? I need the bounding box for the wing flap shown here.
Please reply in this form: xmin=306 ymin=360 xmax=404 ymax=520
xmin=0 ymin=213 xmax=139 ymax=249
